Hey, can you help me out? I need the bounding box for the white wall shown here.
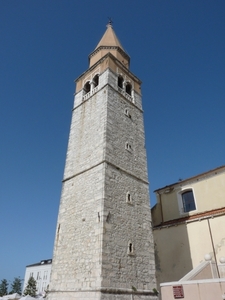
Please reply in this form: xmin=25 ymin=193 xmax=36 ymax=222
xmin=23 ymin=260 xmax=52 ymax=296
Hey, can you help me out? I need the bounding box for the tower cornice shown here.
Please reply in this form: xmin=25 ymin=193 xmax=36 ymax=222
xmin=76 ymin=52 xmax=135 ymax=82
xmin=62 ymin=160 xmax=149 ymax=185
xmin=89 ymin=45 xmax=130 ymax=68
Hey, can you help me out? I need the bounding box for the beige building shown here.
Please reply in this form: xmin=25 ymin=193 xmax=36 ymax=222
xmin=151 ymin=165 xmax=225 ymax=288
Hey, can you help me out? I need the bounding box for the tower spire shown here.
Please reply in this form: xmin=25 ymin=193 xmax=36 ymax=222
xmin=89 ymin=23 xmax=130 ymax=68
xmin=94 ymin=22 xmax=124 ymax=50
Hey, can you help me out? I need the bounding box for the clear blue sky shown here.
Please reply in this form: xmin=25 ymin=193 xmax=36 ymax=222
xmin=1 ymin=0 xmax=224 ymax=285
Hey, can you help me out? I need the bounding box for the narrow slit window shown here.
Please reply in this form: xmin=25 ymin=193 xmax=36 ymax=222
xmin=125 ymin=142 xmax=132 ymax=151
xmin=127 ymin=241 xmax=134 ymax=255
xmin=126 ymin=192 xmax=132 ymax=204
xmin=106 ymin=212 xmax=111 ymax=223
xmin=124 ymin=108 xmax=131 ymax=118
xmin=129 ymin=243 xmax=133 ymax=253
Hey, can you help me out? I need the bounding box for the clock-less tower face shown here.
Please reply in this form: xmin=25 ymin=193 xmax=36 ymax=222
xmin=48 ymin=24 xmax=157 ymax=300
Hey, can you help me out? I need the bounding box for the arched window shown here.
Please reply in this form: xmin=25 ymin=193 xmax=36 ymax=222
xmin=181 ymin=190 xmax=196 ymax=213
xmin=83 ymin=81 xmax=90 ymax=94
xmin=93 ymin=74 xmax=99 ymax=88
xmin=118 ymin=75 xmax=124 ymax=89
xmin=125 ymin=82 xmax=132 ymax=95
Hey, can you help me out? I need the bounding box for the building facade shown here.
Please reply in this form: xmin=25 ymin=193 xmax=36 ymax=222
xmin=151 ymin=165 xmax=225 ymax=287
xmin=23 ymin=259 xmax=52 ymax=296
xmin=48 ymin=24 xmax=157 ymax=300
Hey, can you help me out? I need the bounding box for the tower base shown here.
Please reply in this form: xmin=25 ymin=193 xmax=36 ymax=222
xmin=47 ymin=289 xmax=158 ymax=300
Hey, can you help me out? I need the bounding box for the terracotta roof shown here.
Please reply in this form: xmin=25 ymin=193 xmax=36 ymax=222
xmin=153 ymin=206 xmax=225 ymax=228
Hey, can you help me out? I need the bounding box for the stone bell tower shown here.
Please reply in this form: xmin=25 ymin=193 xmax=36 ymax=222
xmin=48 ymin=23 xmax=157 ymax=300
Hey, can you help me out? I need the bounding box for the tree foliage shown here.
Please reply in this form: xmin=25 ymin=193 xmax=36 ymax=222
xmin=10 ymin=277 xmax=22 ymax=295
xmin=23 ymin=276 xmax=37 ymax=297
xmin=0 ymin=279 xmax=8 ymax=296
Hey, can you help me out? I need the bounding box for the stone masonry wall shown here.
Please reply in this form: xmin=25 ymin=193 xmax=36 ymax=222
xmin=63 ymin=88 xmax=107 ymax=179
xmin=99 ymin=81 xmax=156 ymax=292
xmin=49 ymin=71 xmax=108 ymax=298
xmin=104 ymin=82 xmax=148 ymax=182
xmin=48 ymin=67 xmax=156 ymax=300
xmin=102 ymin=165 xmax=155 ymax=290
xmin=49 ymin=164 xmax=105 ymax=292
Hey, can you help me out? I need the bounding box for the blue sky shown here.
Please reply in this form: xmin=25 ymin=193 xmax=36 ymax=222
xmin=0 ymin=0 xmax=224 ymax=285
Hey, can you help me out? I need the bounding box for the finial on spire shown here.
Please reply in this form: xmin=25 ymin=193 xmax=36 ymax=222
xmin=107 ymin=17 xmax=113 ymax=27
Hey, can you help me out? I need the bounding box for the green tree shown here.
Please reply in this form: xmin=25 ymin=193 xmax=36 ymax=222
xmin=0 ymin=279 xmax=8 ymax=296
xmin=10 ymin=277 xmax=22 ymax=295
xmin=23 ymin=277 xmax=37 ymax=297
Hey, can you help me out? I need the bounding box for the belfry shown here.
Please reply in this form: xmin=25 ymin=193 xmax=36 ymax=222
xmin=48 ymin=23 xmax=157 ymax=300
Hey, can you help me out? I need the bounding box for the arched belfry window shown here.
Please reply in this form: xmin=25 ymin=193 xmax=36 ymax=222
xmin=93 ymin=74 xmax=99 ymax=88
xmin=125 ymin=82 xmax=132 ymax=96
xmin=118 ymin=75 xmax=124 ymax=89
xmin=83 ymin=81 xmax=91 ymax=95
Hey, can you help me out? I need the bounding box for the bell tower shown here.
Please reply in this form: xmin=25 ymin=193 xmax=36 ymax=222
xmin=48 ymin=23 xmax=157 ymax=300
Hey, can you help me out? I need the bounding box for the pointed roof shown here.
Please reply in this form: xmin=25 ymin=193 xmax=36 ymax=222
xmin=89 ymin=23 xmax=130 ymax=68
xmin=95 ymin=23 xmax=124 ymax=50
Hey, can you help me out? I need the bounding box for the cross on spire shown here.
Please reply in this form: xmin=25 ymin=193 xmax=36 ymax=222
xmin=107 ymin=17 xmax=113 ymax=27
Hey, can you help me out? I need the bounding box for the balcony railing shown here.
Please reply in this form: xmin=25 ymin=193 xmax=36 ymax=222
xmin=82 ymin=86 xmax=99 ymax=101
xmin=118 ymin=87 xmax=134 ymax=103
xmin=82 ymin=85 xmax=134 ymax=103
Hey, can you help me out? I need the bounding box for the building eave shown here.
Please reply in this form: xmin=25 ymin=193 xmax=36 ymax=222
xmin=26 ymin=259 xmax=52 ymax=268
xmin=154 ymin=165 xmax=225 ymax=194
xmin=88 ymin=45 xmax=130 ymax=66
xmin=75 ymin=52 xmax=141 ymax=86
